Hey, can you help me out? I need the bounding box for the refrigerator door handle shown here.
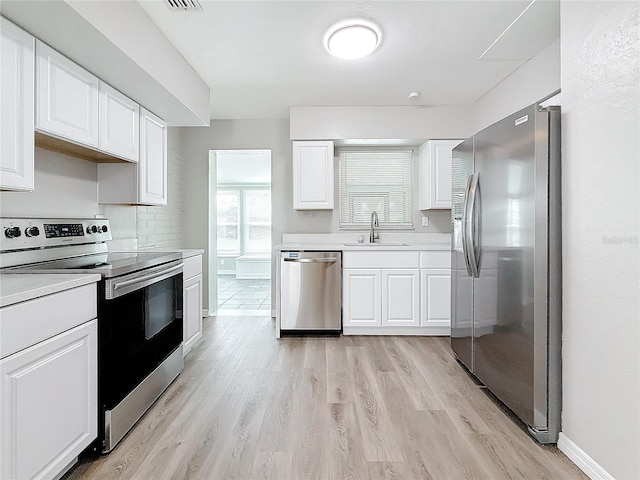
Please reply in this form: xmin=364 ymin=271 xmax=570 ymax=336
xmin=461 ymin=174 xmax=474 ymax=277
xmin=466 ymin=172 xmax=481 ymax=278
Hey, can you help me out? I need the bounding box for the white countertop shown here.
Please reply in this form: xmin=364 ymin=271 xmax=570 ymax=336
xmin=274 ymin=233 xmax=451 ymax=252
xmin=120 ymin=248 xmax=204 ymax=259
xmin=0 ymin=273 xmax=102 ymax=308
xmin=274 ymin=241 xmax=450 ymax=251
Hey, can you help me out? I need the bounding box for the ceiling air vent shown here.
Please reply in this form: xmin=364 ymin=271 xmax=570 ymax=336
xmin=164 ymin=0 xmax=203 ymax=11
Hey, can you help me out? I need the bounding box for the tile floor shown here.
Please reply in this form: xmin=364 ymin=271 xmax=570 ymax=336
xmin=217 ymin=275 xmax=271 ymax=312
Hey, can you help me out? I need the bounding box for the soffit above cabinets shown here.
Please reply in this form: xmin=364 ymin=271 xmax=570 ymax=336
xmin=0 ymin=1 xmax=209 ymax=126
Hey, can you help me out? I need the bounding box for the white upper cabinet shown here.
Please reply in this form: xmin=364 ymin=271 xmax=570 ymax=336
xmin=419 ymin=139 xmax=462 ymax=210
xmin=0 ymin=18 xmax=35 ymax=191
xmin=99 ymin=82 xmax=139 ymax=162
xmin=36 ymin=40 xmax=99 ymax=148
xmin=292 ymin=140 xmax=334 ymax=210
xmin=97 ymin=107 xmax=167 ymax=205
xmin=139 ymin=108 xmax=167 ymax=205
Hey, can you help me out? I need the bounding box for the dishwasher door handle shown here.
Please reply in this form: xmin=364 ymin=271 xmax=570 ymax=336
xmin=283 ymin=258 xmax=337 ymax=263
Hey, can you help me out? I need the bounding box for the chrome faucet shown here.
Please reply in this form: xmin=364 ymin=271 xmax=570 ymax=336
xmin=369 ymin=211 xmax=379 ymax=243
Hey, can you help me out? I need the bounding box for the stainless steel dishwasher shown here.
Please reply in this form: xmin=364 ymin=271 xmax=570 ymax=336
xmin=280 ymin=251 xmax=342 ymax=333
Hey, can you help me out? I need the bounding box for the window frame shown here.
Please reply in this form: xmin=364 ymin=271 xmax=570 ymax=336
xmin=216 ymin=189 xmax=241 ymax=255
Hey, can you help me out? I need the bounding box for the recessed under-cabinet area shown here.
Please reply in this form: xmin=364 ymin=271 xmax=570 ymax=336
xmin=0 ymin=17 xmax=167 ymax=205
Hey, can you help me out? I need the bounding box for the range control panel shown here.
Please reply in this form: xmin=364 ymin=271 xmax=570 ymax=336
xmin=0 ymin=218 xmax=112 ymax=251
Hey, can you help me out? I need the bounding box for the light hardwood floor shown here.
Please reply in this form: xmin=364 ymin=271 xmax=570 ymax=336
xmin=65 ymin=316 xmax=586 ymax=480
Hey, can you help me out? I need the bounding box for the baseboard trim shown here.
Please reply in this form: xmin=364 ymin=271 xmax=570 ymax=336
xmin=557 ymin=433 xmax=614 ymax=480
xmin=342 ymin=326 xmax=450 ymax=336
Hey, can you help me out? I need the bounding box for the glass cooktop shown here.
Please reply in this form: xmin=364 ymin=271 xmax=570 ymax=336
xmin=9 ymin=251 xmax=182 ymax=278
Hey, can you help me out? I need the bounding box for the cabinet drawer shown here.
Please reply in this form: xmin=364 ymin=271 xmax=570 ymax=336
xmin=183 ymin=255 xmax=202 ymax=280
xmin=0 ymin=283 xmax=97 ymax=359
xmin=343 ymin=251 xmax=419 ymax=269
xmin=419 ymin=251 xmax=451 ymax=269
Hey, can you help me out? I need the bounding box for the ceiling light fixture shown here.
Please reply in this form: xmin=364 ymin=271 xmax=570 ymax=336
xmin=324 ymin=20 xmax=381 ymax=59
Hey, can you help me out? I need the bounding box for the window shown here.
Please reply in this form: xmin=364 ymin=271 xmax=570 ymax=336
xmin=217 ymin=187 xmax=271 ymax=255
xmin=339 ymin=150 xmax=414 ymax=229
xmin=216 ymin=190 xmax=240 ymax=254
xmin=244 ymin=190 xmax=271 ymax=253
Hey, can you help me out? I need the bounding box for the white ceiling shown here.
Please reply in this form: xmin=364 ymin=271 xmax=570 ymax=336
xmin=138 ymin=0 xmax=559 ymax=120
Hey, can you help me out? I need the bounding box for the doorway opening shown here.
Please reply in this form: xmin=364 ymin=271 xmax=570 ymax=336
xmin=213 ymin=150 xmax=271 ymax=315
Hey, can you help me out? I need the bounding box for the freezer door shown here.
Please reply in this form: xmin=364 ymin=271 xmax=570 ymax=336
xmin=472 ymin=104 xmax=548 ymax=429
xmin=450 ymin=137 xmax=474 ymax=370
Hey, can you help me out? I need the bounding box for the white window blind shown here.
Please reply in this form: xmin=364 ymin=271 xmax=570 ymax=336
xmin=339 ymin=150 xmax=414 ymax=229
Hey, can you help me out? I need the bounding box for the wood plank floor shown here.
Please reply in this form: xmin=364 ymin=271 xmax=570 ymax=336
xmin=65 ymin=316 xmax=586 ymax=480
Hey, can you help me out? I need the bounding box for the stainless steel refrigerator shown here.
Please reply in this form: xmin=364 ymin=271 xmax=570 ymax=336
xmin=450 ymin=103 xmax=561 ymax=444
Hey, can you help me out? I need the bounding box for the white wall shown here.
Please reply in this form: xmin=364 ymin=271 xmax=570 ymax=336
xmin=472 ymin=39 xmax=560 ymax=132
xmin=1 ymin=131 xmax=186 ymax=252
xmin=181 ymin=118 xmax=458 ymax=311
xmin=181 ymin=119 xmax=292 ymax=311
xmin=290 ymin=105 xmax=473 ymax=140
xmin=0 ymin=148 xmax=98 ymax=217
xmin=559 ymin=2 xmax=639 ymax=479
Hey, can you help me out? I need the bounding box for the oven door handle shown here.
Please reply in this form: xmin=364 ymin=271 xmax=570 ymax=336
xmin=106 ymin=262 xmax=183 ymax=299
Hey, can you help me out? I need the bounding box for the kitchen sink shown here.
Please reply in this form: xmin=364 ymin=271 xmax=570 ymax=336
xmin=343 ymin=242 xmax=409 ymax=247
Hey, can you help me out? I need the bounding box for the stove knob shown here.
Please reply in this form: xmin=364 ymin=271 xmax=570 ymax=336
xmin=4 ymin=227 xmax=22 ymax=238
xmin=25 ymin=226 xmax=40 ymax=237
xmin=86 ymin=225 xmax=98 ymax=234
xmin=100 ymin=225 xmax=108 ymax=233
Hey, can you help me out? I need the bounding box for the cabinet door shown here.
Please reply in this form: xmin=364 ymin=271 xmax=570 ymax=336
xmin=183 ymin=274 xmax=203 ymax=355
xmin=36 ymin=41 xmax=99 ymax=147
xmin=292 ymin=140 xmax=334 ymax=210
xmin=419 ymin=139 xmax=462 ymax=210
xmin=0 ymin=19 xmax=35 ymax=191
xmin=99 ymin=82 xmax=139 ymax=162
xmin=139 ymin=107 xmax=167 ymax=205
xmin=343 ymin=269 xmax=381 ymax=326
xmin=382 ymin=269 xmax=420 ymax=327
xmin=420 ymin=269 xmax=451 ymax=330
xmin=0 ymin=320 xmax=97 ymax=480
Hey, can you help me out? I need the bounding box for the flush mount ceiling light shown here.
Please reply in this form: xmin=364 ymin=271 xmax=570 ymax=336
xmin=324 ymin=20 xmax=381 ymax=59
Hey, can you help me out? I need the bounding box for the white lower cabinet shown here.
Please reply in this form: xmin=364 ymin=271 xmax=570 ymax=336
xmin=343 ymin=269 xmax=382 ymax=327
xmin=342 ymin=250 xmax=450 ymax=335
xmin=0 ymin=320 xmax=97 ymax=480
xmin=0 ymin=282 xmax=98 ymax=480
xmin=182 ymin=254 xmax=203 ymax=355
xmin=382 ymin=269 xmax=420 ymax=327
xmin=420 ymin=270 xmax=451 ymax=332
xmin=419 ymin=251 xmax=452 ymax=335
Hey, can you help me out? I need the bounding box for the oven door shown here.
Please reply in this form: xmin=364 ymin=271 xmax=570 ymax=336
xmin=98 ymin=260 xmax=183 ymax=450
